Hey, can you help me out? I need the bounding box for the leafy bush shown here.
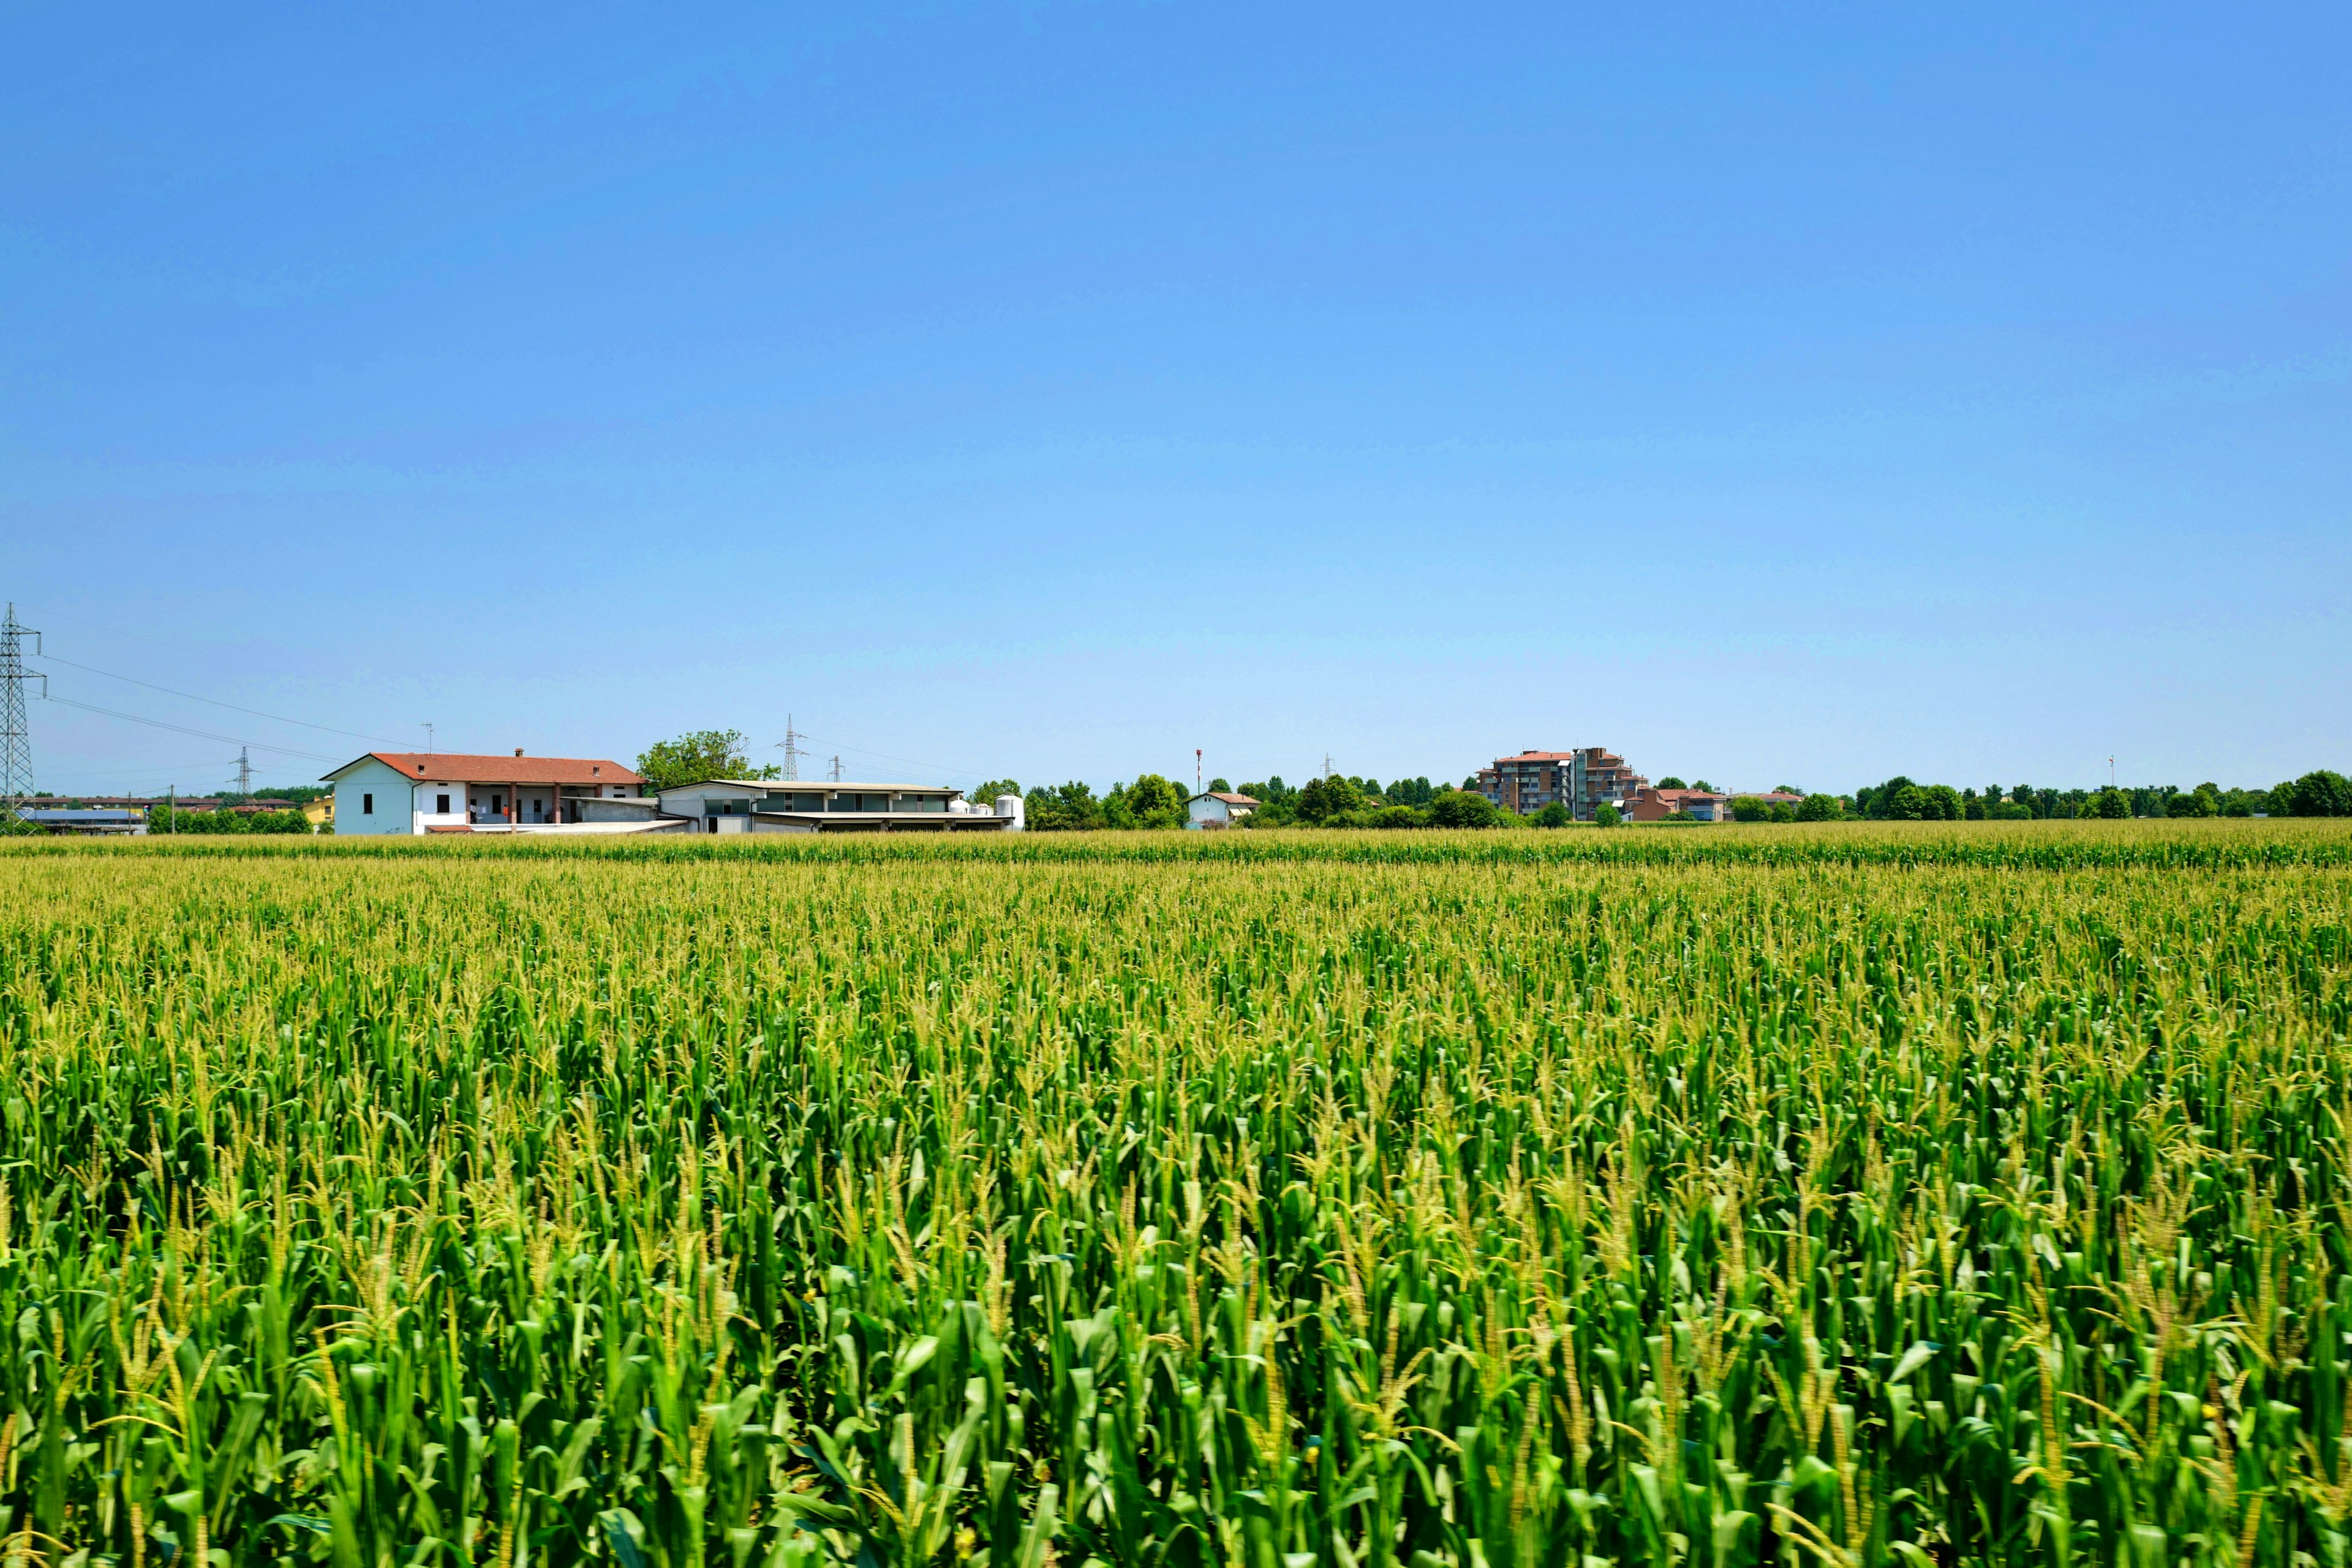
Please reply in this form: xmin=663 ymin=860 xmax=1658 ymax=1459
xmin=1425 ymin=788 xmax=1504 ymax=828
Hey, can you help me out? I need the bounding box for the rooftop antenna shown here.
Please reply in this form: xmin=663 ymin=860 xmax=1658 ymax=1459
xmin=421 ymin=722 xmax=435 ymax=759
xmin=1196 ymin=748 xmax=1202 ymax=795
xmin=777 ymin=715 xmax=805 ymax=781
xmin=0 ymin=603 xmax=43 ymax=829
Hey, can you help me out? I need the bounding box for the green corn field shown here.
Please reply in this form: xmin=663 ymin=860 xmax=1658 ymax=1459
xmin=2 ymin=824 xmax=2350 ymax=1568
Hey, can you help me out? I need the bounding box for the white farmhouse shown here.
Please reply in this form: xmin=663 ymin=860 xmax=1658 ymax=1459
xmin=1185 ymin=791 xmax=1260 ymax=829
xmin=657 ymin=779 xmax=1024 ymax=834
xmin=323 ymin=750 xmax=647 ymax=835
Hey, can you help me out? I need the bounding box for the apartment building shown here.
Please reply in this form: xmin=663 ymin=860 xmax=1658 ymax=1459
xmin=1474 ymin=747 xmax=1648 ymax=819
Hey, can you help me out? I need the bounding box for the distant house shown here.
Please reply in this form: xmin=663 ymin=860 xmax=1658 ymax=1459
xmin=1185 ymin=791 xmax=1259 ymax=829
xmin=655 ymin=780 xmax=1024 ymax=834
xmin=322 ymin=750 xmax=646 ymax=835
xmin=1626 ymin=786 xmax=1731 ymax=822
xmin=303 ymin=796 xmax=334 ymax=829
xmin=13 ymin=807 xmax=145 ymax=836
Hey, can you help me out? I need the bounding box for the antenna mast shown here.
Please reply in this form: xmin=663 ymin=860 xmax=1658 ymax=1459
xmin=829 ymin=755 xmax=843 ymax=782
xmin=1 ymin=604 xmax=45 ymax=827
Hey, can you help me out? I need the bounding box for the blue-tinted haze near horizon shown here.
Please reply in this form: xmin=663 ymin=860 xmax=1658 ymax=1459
xmin=4 ymin=3 xmax=2346 ymax=798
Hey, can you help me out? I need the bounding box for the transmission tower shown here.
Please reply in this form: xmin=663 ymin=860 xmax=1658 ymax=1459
xmin=829 ymin=755 xmax=843 ymax=782
xmin=1 ymin=604 xmax=45 ymax=826
xmin=232 ymin=746 xmax=254 ymax=797
xmin=776 ymin=715 xmax=806 ymax=781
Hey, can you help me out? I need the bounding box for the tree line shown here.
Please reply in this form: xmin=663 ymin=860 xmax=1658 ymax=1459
xmin=625 ymin=731 xmax=2352 ymax=831
xmin=145 ymin=805 xmax=314 ymax=834
xmin=1847 ymin=771 xmax=2351 ymax=821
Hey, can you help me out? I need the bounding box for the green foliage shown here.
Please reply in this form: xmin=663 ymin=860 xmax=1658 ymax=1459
xmin=970 ymin=778 xmax=1023 ymax=807
xmin=1106 ymin=774 xmax=1185 ymax=829
xmin=1384 ymin=776 xmax=1439 ymax=807
xmin=146 ymin=805 xmax=312 ymax=834
xmin=1023 ymin=782 xmax=1107 ymax=831
xmin=1530 ymin=801 xmax=1573 ymax=827
xmin=1427 ymin=788 xmax=1504 ymax=829
xmin=2281 ymin=769 xmax=2352 ymax=818
xmin=1730 ymin=796 xmax=1770 ymax=823
xmin=633 ymin=729 xmax=778 ymax=792
xmin=1592 ymin=801 xmax=1622 ymax=827
xmin=1206 ymin=777 xmax=1230 ymax=793
xmin=1294 ymin=775 xmax=1366 ymax=823
xmin=2169 ymin=783 xmax=2220 ymax=818
xmin=2090 ymin=786 xmax=2133 ymax=819
xmin=1795 ymin=792 xmax=1843 ymax=822
xmin=1656 ymin=775 xmax=1687 ymax=790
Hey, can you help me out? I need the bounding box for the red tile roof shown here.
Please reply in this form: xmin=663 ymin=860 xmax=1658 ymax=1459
xmin=328 ymin=752 xmax=643 ymax=786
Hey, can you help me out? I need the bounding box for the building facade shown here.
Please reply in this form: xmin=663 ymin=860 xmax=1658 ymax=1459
xmin=1184 ymin=791 xmax=1260 ymax=829
xmin=655 ymin=780 xmax=1024 ymax=834
xmin=1626 ymin=786 xmax=1730 ymax=822
xmin=1475 ymin=748 xmax=1649 ymax=820
xmin=322 ymin=751 xmax=645 ymax=835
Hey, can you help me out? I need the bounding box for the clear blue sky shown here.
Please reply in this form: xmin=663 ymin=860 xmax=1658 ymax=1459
xmin=6 ymin=2 xmax=2346 ymax=798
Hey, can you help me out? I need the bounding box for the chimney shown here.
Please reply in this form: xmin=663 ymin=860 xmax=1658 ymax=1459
xmin=514 ymin=748 xmax=525 ymax=758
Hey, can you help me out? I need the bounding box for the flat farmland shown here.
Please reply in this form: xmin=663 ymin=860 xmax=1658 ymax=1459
xmin=2 ymin=825 xmax=2349 ymax=1568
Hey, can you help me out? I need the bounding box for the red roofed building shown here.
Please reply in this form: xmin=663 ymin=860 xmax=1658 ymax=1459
xmin=1474 ymin=748 xmax=1648 ymax=820
xmin=1626 ymin=786 xmax=1732 ymax=822
xmin=322 ymin=750 xmax=646 ymax=835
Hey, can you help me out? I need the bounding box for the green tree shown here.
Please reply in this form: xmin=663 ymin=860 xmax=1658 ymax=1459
xmin=1729 ymin=796 xmax=1770 ymax=823
xmin=1122 ymin=774 xmax=1186 ymax=827
xmin=1023 ymin=782 xmax=1107 ymax=831
xmin=970 ymin=779 xmax=1022 ymax=807
xmin=1921 ymin=784 xmax=1963 ymax=821
xmin=1386 ymin=777 xmax=1438 ymax=807
xmin=1428 ymin=789 xmax=1504 ymax=828
xmin=1795 ymin=792 xmax=1842 ymax=822
xmin=1295 ymin=775 xmax=1366 ymax=824
xmin=1531 ymin=801 xmax=1573 ymax=827
xmin=1881 ymin=785 xmax=1928 ymax=821
xmin=634 ymin=730 xmax=779 ymax=793
xmin=1593 ymin=802 xmax=1622 ymax=827
xmin=2282 ymin=770 xmax=2352 ymax=817
xmin=2089 ymin=786 xmax=2132 ymax=820
xmin=1207 ymin=777 xmax=1230 ymax=794
xmin=1655 ymin=776 xmax=1687 ymax=790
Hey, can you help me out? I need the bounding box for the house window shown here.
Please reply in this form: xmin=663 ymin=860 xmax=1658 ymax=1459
xmin=363 ymin=793 xmax=374 ymax=815
xmin=436 ymin=794 xmax=450 ymax=814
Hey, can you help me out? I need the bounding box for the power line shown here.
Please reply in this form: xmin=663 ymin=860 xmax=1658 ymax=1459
xmin=28 ymin=650 xmax=405 ymax=746
xmin=791 ymin=728 xmax=991 ymax=785
xmin=37 ymin=693 xmax=343 ymax=763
